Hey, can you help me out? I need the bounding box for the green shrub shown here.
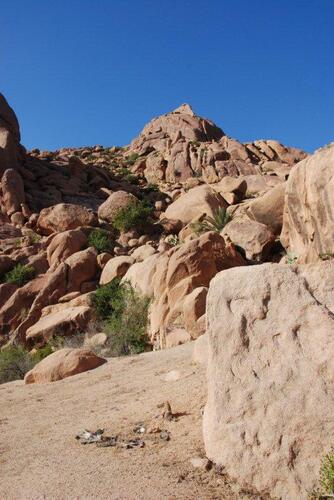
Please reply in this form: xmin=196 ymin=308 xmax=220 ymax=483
xmin=32 ymin=344 xmax=53 ymax=362
xmin=145 ymin=183 xmax=159 ymax=193
xmin=0 ymin=345 xmax=52 ymax=384
xmin=112 ymin=200 xmax=152 ymax=233
xmin=286 ymin=253 xmax=298 ymax=264
xmin=4 ymin=264 xmax=35 ymax=286
xmin=319 ymin=449 xmax=334 ymax=495
xmin=311 ymin=448 xmax=334 ymax=498
xmin=92 ymin=278 xmax=150 ymax=356
xmin=308 ymin=448 xmax=334 ymax=500
xmin=104 ymin=281 xmax=150 ymax=356
xmin=92 ymin=278 xmax=123 ymax=320
xmin=165 ymin=234 xmax=180 ymax=246
xmin=88 ymin=228 xmax=112 ymax=253
xmin=49 ymin=333 xmax=86 ymax=350
xmin=124 ymin=152 xmax=140 ymax=165
xmin=190 ymin=207 xmax=230 ymax=235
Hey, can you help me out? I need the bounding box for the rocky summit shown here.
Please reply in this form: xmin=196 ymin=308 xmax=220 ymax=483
xmin=1 ymin=92 xmax=334 ymax=499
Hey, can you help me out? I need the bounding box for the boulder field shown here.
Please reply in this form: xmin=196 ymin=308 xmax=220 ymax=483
xmin=1 ymin=92 xmax=334 ymax=497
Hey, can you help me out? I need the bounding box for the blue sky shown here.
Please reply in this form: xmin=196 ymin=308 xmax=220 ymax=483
xmin=2 ymin=0 xmax=333 ymax=152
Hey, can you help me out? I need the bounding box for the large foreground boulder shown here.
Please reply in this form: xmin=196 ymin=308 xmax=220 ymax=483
xmin=281 ymin=143 xmax=334 ymax=263
xmin=24 ymin=348 xmax=106 ymax=383
xmin=203 ymin=262 xmax=334 ymax=499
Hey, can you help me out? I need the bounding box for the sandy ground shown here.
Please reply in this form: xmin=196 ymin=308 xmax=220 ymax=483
xmin=0 ymin=343 xmax=249 ymax=500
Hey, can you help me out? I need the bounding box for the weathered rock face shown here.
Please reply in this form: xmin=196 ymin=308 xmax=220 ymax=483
xmin=98 ymin=191 xmax=138 ymax=224
xmin=129 ymin=104 xmax=306 ymax=183
xmin=24 ymin=347 xmax=106 ymax=383
xmin=47 ymin=229 xmax=88 ymax=269
xmin=163 ymin=185 xmax=227 ymax=225
xmin=64 ymin=247 xmax=97 ymax=293
xmin=131 ymin=103 xmax=225 ymax=151
xmin=0 ymin=93 xmax=23 ymax=175
xmin=1 ymin=168 xmax=25 ymax=215
xmin=37 ymin=203 xmax=97 ymax=235
xmin=182 ymin=286 xmax=207 ymax=338
xmin=99 ymin=255 xmax=134 ymax=285
xmin=204 ymin=262 xmax=334 ymax=499
xmin=149 ymin=231 xmax=245 ymax=347
xmin=247 ymin=182 xmax=286 ymax=235
xmin=222 ymin=218 xmax=275 ymax=261
xmin=26 ymin=306 xmax=92 ymax=342
xmin=281 ymin=144 xmax=334 ymax=263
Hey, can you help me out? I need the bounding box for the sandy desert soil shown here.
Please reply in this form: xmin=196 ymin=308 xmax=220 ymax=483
xmin=0 ymin=343 xmax=254 ymax=500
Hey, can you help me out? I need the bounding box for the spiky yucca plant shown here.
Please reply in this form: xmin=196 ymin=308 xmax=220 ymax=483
xmin=190 ymin=207 xmax=231 ymax=235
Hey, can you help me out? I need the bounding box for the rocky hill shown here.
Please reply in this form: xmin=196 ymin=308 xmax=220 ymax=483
xmin=1 ymin=92 xmax=334 ymax=498
xmin=0 ymin=95 xmax=306 ymax=349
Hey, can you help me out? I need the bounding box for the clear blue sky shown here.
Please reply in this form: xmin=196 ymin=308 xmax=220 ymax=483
xmin=2 ymin=0 xmax=333 ymax=152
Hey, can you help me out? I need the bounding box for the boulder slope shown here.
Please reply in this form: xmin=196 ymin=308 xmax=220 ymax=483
xmin=204 ymin=262 xmax=334 ymax=499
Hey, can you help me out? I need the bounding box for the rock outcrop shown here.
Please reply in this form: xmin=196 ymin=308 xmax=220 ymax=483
xmin=0 ymin=93 xmax=23 ymax=175
xmin=281 ymin=143 xmax=334 ymax=263
xmin=129 ymin=104 xmax=306 ymax=183
xmin=149 ymin=231 xmax=245 ymax=347
xmin=1 ymin=168 xmax=25 ymax=215
xmin=204 ymin=262 xmax=334 ymax=498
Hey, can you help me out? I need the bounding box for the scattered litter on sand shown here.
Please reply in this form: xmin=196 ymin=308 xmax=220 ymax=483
xmin=76 ymin=429 xmax=144 ymax=449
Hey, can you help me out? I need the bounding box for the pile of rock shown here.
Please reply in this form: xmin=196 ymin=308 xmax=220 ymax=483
xmin=0 ymin=93 xmax=307 ymax=349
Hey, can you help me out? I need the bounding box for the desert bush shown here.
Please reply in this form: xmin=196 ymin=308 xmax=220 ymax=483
xmin=4 ymin=264 xmax=35 ymax=286
xmin=145 ymin=183 xmax=159 ymax=193
xmin=310 ymin=448 xmax=334 ymax=498
xmin=124 ymin=152 xmax=140 ymax=165
xmin=190 ymin=207 xmax=230 ymax=235
xmin=92 ymin=278 xmax=150 ymax=356
xmin=112 ymin=200 xmax=152 ymax=233
xmin=88 ymin=228 xmax=112 ymax=253
xmin=286 ymin=253 xmax=298 ymax=264
xmin=165 ymin=234 xmax=180 ymax=246
xmin=0 ymin=345 xmax=52 ymax=384
xmin=92 ymin=278 xmax=122 ymax=320
xmin=104 ymin=282 xmax=150 ymax=356
xmin=49 ymin=332 xmax=86 ymax=350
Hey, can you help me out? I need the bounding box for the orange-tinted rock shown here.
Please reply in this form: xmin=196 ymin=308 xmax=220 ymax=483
xmin=26 ymin=306 xmax=92 ymax=342
xmin=182 ymin=287 xmax=208 ymax=338
xmin=24 ymin=347 xmax=106 ymax=383
xmin=1 ymin=168 xmax=25 ymax=215
xmin=37 ymin=203 xmax=97 ymax=235
xmin=99 ymin=256 xmax=134 ymax=285
xmin=223 ymin=218 xmax=275 ymax=261
xmin=0 ymin=93 xmax=22 ymax=175
xmin=164 ymin=185 xmax=227 ymax=225
xmin=65 ymin=247 xmax=97 ymax=292
xmin=47 ymin=229 xmax=87 ymax=269
xmin=98 ymin=191 xmax=138 ymax=223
